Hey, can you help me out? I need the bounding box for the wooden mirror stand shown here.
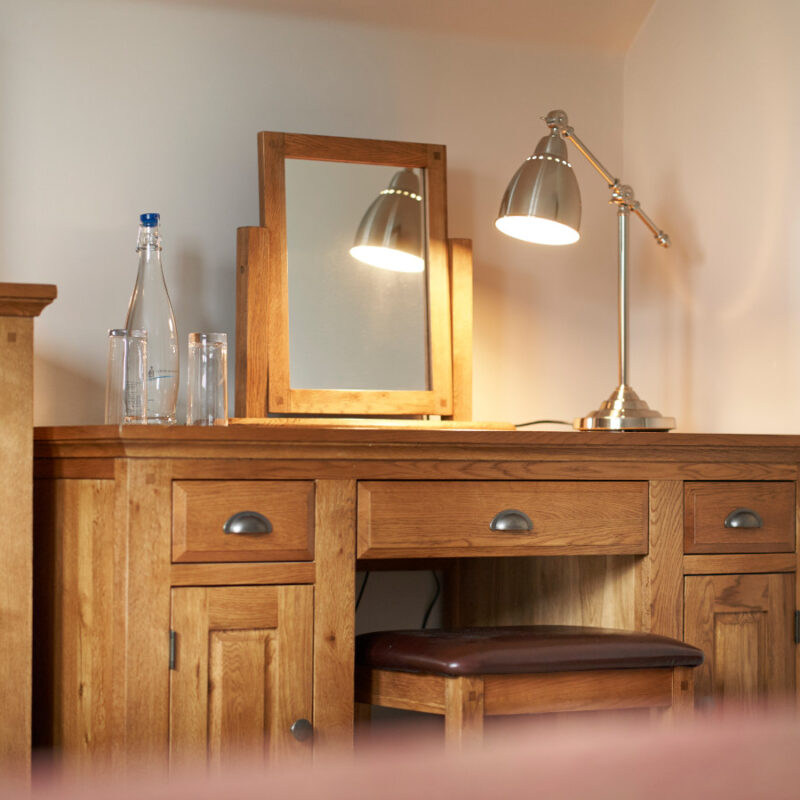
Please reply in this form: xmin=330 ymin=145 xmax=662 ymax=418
xmin=234 ymin=132 xmax=473 ymax=422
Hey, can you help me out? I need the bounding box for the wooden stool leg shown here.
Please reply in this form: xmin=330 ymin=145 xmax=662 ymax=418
xmin=666 ymin=666 xmax=695 ymax=720
xmin=444 ymin=676 xmax=484 ymax=750
xmin=355 ymin=701 xmax=372 ymax=725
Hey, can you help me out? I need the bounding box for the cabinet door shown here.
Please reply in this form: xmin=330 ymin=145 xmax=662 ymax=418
xmin=170 ymin=585 xmax=313 ymax=770
xmin=684 ymin=573 xmax=794 ymax=709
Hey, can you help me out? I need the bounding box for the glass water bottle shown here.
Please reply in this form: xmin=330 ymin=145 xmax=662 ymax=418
xmin=125 ymin=213 xmax=179 ymax=424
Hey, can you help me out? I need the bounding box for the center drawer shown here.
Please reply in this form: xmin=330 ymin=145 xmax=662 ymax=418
xmin=172 ymin=480 xmax=315 ymax=563
xmin=357 ymin=481 xmax=648 ymax=559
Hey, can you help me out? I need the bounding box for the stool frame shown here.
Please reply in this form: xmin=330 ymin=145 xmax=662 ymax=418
xmin=356 ymin=664 xmax=696 ymax=749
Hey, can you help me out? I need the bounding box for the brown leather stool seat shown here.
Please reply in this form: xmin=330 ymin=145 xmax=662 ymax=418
xmin=355 ymin=626 xmax=703 ymax=749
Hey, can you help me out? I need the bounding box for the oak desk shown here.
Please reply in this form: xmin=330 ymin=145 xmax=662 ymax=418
xmin=32 ymin=426 xmax=799 ymax=772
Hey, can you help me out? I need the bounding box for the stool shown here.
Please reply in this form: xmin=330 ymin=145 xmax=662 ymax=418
xmin=355 ymin=626 xmax=704 ymax=749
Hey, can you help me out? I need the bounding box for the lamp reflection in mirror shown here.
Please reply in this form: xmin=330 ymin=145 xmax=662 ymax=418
xmin=350 ymin=168 xmax=425 ymax=273
xmin=496 ymin=109 xmax=675 ymax=432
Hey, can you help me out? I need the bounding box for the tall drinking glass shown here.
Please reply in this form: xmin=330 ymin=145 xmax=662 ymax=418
xmin=105 ymin=329 xmax=147 ymax=424
xmin=187 ymin=332 xmax=228 ymax=426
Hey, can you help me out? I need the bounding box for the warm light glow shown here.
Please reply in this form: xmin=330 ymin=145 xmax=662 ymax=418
xmin=495 ymin=215 xmax=580 ymax=245
xmin=349 ymin=245 xmax=425 ymax=273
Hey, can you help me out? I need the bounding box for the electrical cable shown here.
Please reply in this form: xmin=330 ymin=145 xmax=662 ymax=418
xmin=421 ymin=571 xmax=441 ymax=629
xmin=355 ymin=571 xmax=370 ymax=611
xmin=515 ymin=419 xmax=572 ymax=428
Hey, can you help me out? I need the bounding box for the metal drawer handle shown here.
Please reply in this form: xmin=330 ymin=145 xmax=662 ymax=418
xmin=223 ymin=510 xmax=273 ymax=536
xmin=724 ymin=508 xmax=763 ymax=529
xmin=489 ymin=508 xmax=533 ymax=532
xmin=290 ymin=718 xmax=313 ymax=742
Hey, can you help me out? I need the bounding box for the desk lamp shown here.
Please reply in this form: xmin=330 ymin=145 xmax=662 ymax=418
xmin=350 ymin=168 xmax=425 ymax=273
xmin=496 ymin=109 xmax=675 ymax=431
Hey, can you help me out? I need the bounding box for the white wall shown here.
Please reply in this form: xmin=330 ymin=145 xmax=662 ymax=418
xmin=0 ymin=0 xmax=623 ymax=427
xmin=624 ymin=0 xmax=800 ymax=433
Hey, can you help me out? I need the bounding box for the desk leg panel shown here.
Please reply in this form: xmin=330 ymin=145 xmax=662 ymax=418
xmin=313 ymin=480 xmax=356 ymax=750
xmin=645 ymin=480 xmax=684 ymax=639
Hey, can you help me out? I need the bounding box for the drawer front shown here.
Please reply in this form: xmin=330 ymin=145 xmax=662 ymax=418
xmin=173 ymin=480 xmax=314 ymax=563
xmin=357 ymin=481 xmax=648 ymax=559
xmin=684 ymin=481 xmax=795 ymax=554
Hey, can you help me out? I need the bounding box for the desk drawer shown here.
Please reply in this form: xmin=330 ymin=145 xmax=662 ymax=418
xmin=357 ymin=481 xmax=648 ymax=559
xmin=684 ymin=481 xmax=795 ymax=554
xmin=172 ymin=480 xmax=315 ymax=563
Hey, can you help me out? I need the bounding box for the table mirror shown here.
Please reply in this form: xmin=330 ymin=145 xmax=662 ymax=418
xmin=235 ymin=132 xmax=469 ymax=419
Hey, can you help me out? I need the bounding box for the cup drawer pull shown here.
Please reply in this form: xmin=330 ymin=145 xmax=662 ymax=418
xmin=489 ymin=509 xmax=533 ymax=532
xmin=724 ymin=508 xmax=763 ymax=529
xmin=223 ymin=510 xmax=273 ymax=536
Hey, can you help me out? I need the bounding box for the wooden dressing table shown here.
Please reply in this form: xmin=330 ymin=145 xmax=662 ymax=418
xmin=30 ymin=133 xmax=799 ymax=773
xmin=33 ymin=425 xmax=799 ymax=772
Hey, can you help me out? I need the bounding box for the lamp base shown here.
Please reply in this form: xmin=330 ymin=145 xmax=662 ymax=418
xmin=574 ymin=384 xmax=675 ymax=432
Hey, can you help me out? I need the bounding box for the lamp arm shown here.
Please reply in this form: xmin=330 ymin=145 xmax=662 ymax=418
xmin=545 ymin=110 xmax=671 ymax=249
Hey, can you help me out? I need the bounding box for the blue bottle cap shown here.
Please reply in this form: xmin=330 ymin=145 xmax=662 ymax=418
xmin=140 ymin=213 xmax=160 ymax=227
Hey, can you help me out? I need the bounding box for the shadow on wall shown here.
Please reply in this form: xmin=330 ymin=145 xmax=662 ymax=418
xmin=34 ymin=355 xmax=105 ymax=427
xmin=635 ymin=170 xmax=701 ymax=432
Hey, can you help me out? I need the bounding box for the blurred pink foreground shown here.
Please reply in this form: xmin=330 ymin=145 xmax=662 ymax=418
xmin=19 ymin=711 xmax=800 ymax=800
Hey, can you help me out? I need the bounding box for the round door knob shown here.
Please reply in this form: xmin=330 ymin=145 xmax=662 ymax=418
xmin=290 ymin=718 xmax=313 ymax=742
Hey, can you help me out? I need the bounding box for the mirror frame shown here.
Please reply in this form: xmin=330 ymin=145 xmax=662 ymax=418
xmin=235 ymin=132 xmax=458 ymax=418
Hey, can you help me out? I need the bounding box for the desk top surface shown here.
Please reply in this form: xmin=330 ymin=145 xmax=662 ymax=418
xmin=33 ymin=425 xmax=800 ymax=464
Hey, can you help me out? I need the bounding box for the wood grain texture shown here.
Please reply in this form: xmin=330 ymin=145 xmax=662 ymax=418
xmin=445 ymin=238 xmax=473 ymax=422
xmin=482 ymin=669 xmax=673 ymax=714
xmin=357 ymin=666 xmax=689 ymax=748
xmin=252 ymin=132 xmax=453 ymax=417
xmin=644 ymin=481 xmax=684 ymax=639
xmin=172 ymin=480 xmax=314 ymax=562
xmin=0 ymin=316 xmax=35 ymax=777
xmin=0 ymin=282 xmax=56 ymax=316
xmin=170 ymin=562 xmax=315 ymax=586
xmin=684 ymin=572 xmax=795 ymax=710
xmin=684 ymin=481 xmax=795 ymax=554
xmin=0 ymin=294 xmax=54 ymax=780
xmin=33 ymin=457 xmax=115 ymax=480
xmin=312 ymin=480 xmax=356 ymax=750
xmin=231 ymin=418 xmax=511 ymax=429
xmin=358 ymin=481 xmax=648 ymax=559
xmin=683 ymin=553 xmax=795 ymax=575
xmin=444 ymin=676 xmax=484 ymax=750
xmin=32 ymin=426 xmax=800 ymax=468
xmin=448 ymin=556 xmax=639 ymax=630
xmin=32 ymin=478 xmax=117 ymax=774
xmin=170 ymin=585 xmax=313 ymax=770
xmin=354 ymin=667 xmax=445 ymax=712
xmin=168 ymin=587 xmax=209 ymax=767
xmin=281 ymin=133 xmax=433 ymax=166
xmin=31 ymin=426 xmax=800 ymax=768
xmin=119 ymin=460 xmax=173 ymax=772
xmin=235 ymin=227 xmax=270 ymax=418
xmin=666 ymin=667 xmax=696 ymax=721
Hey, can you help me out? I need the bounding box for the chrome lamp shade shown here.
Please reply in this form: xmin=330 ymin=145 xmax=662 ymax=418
xmin=495 ymin=129 xmax=581 ymax=245
xmin=496 ymin=109 xmax=675 ymax=432
xmin=350 ymin=168 xmax=425 ymax=273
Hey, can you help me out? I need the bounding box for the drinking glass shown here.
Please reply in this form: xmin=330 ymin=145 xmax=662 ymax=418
xmin=105 ymin=329 xmax=147 ymax=424
xmin=187 ymin=332 xmax=228 ymax=426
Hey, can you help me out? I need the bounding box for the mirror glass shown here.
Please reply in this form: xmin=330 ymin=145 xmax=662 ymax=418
xmin=285 ymin=160 xmax=430 ymax=391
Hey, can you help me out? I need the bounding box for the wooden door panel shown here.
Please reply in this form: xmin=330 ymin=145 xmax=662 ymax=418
xmin=684 ymin=573 xmax=794 ymax=709
xmin=170 ymin=584 xmax=313 ymax=770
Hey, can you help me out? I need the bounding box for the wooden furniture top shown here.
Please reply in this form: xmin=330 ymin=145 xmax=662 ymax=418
xmin=33 ymin=426 xmax=800 ymax=465
xmin=0 ymin=283 xmax=57 ymax=317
